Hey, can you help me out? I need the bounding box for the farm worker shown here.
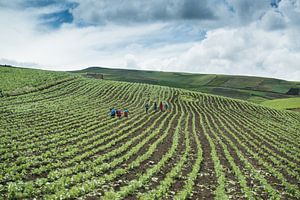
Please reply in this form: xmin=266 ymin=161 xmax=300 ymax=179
xmin=165 ymin=102 xmax=169 ymax=111
xmin=153 ymin=102 xmax=158 ymax=111
xmin=116 ymin=109 xmax=122 ymax=118
xmin=111 ymin=108 xmax=116 ymax=118
xmin=165 ymin=102 xmax=169 ymax=110
xmin=124 ymin=109 xmax=129 ymax=117
xmin=145 ymin=103 xmax=150 ymax=113
xmin=159 ymin=102 xmax=164 ymax=112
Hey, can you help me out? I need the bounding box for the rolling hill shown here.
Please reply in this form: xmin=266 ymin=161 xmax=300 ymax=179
xmin=0 ymin=65 xmax=299 ymax=199
xmin=0 ymin=65 xmax=76 ymax=96
xmin=75 ymin=67 xmax=300 ymax=103
xmin=73 ymin=67 xmax=300 ymax=104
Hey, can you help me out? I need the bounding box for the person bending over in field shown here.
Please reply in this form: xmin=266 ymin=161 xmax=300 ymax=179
xmin=124 ymin=109 xmax=129 ymax=118
xmin=159 ymin=101 xmax=164 ymax=112
xmin=153 ymin=102 xmax=157 ymax=111
xmin=168 ymin=103 xmax=172 ymax=112
xmin=164 ymin=102 xmax=169 ymax=111
xmin=116 ymin=109 xmax=122 ymax=118
xmin=110 ymin=108 xmax=116 ymax=118
xmin=145 ymin=103 xmax=150 ymax=113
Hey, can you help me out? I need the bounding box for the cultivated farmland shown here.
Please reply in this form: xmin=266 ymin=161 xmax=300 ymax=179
xmin=0 ymin=67 xmax=300 ymax=199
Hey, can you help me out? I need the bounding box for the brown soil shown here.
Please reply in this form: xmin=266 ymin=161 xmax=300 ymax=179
xmin=83 ymin=99 xmax=179 ymax=199
xmin=213 ymin=112 xmax=296 ymax=199
xmin=190 ymin=109 xmax=217 ymax=200
xmin=166 ymin=111 xmax=197 ymax=199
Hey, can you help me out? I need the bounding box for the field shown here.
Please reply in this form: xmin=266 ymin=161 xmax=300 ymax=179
xmin=73 ymin=67 xmax=300 ymax=103
xmin=0 ymin=66 xmax=74 ymax=96
xmin=261 ymin=97 xmax=300 ymax=111
xmin=0 ymin=66 xmax=300 ymax=199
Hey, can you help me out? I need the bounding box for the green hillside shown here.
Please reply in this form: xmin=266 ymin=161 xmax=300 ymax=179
xmin=261 ymin=97 xmax=300 ymax=111
xmin=1 ymin=66 xmax=299 ymax=199
xmin=0 ymin=65 xmax=76 ymax=96
xmin=73 ymin=67 xmax=300 ymax=103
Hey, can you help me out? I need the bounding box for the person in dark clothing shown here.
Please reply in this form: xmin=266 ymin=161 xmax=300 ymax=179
xmin=165 ymin=102 xmax=169 ymax=111
xmin=145 ymin=103 xmax=150 ymax=113
xmin=124 ymin=109 xmax=129 ymax=117
xmin=168 ymin=103 xmax=171 ymax=112
xmin=153 ymin=102 xmax=157 ymax=111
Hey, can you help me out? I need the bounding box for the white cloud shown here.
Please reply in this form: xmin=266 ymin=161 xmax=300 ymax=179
xmin=130 ymin=23 xmax=299 ymax=81
xmin=228 ymin=0 xmax=269 ymax=24
xmin=259 ymin=10 xmax=286 ymax=30
xmin=0 ymin=7 xmax=165 ymax=70
xmin=0 ymin=58 xmax=40 ymax=69
xmin=180 ymin=25 xmax=300 ymax=81
xmin=70 ymin=0 xmax=215 ymax=25
xmin=124 ymin=54 xmax=140 ymax=69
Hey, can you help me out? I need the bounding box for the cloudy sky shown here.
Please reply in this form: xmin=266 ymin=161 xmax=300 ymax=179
xmin=0 ymin=0 xmax=299 ymax=80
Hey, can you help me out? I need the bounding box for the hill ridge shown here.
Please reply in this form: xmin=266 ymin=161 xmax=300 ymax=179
xmin=73 ymin=66 xmax=300 ymax=103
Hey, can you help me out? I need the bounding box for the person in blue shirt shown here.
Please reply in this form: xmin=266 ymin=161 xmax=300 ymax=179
xmin=110 ymin=108 xmax=116 ymax=118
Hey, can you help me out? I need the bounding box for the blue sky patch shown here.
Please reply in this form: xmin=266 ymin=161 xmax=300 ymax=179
xmin=129 ymin=24 xmax=206 ymax=49
xmin=23 ymin=0 xmax=63 ymax=8
xmin=40 ymin=9 xmax=73 ymax=28
xmin=22 ymin=0 xmax=77 ymax=8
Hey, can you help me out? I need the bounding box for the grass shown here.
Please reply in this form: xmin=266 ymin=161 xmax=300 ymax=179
xmin=248 ymin=96 xmax=268 ymax=104
xmin=261 ymin=97 xmax=300 ymax=110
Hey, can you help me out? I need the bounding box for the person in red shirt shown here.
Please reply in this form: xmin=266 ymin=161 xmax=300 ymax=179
xmin=116 ymin=109 xmax=122 ymax=118
xmin=159 ymin=101 xmax=164 ymax=112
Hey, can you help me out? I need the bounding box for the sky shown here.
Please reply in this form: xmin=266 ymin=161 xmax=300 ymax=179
xmin=0 ymin=0 xmax=299 ymax=81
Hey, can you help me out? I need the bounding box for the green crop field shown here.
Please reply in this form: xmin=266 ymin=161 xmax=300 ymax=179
xmin=1 ymin=66 xmax=300 ymax=199
xmin=73 ymin=67 xmax=300 ymax=103
xmin=0 ymin=66 xmax=75 ymax=97
xmin=261 ymin=97 xmax=300 ymax=110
